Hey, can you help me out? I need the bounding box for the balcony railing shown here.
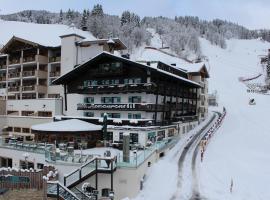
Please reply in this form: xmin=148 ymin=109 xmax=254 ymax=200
xmin=22 ymin=70 xmax=35 ymax=77
xmin=77 ymin=83 xmax=157 ymax=94
xmin=49 ymin=56 xmax=61 ymax=63
xmin=50 ymin=71 xmax=60 ymax=77
xmin=22 ymin=70 xmax=47 ymax=78
xmin=0 ymin=77 xmax=6 ymax=81
xmin=0 ymin=65 xmax=7 ymax=70
xmin=9 ymin=58 xmax=21 ymax=65
xmin=8 ymin=72 xmax=21 ymax=79
xmin=21 ymin=85 xmax=47 ymax=93
xmin=23 ymin=56 xmax=36 ymax=63
xmin=8 ymin=86 xmax=20 ymax=92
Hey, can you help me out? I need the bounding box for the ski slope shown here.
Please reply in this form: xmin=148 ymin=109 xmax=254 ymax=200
xmin=130 ymin=38 xmax=270 ymax=200
xmin=199 ymin=38 xmax=270 ymax=200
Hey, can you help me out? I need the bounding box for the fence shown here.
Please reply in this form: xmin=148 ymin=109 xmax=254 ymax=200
xmin=0 ymin=166 xmax=56 ymax=190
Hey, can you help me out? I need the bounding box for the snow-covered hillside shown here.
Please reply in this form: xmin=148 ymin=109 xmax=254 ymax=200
xmin=131 ymin=38 xmax=270 ymax=200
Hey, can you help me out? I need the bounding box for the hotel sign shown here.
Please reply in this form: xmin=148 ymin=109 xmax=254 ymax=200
xmin=77 ymin=103 xmax=137 ymax=110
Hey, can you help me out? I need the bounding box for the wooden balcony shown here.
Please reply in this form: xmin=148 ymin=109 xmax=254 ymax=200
xmin=77 ymin=83 xmax=157 ymax=94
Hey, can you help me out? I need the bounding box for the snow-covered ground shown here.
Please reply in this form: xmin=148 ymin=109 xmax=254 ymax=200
xmin=131 ymin=38 xmax=270 ymax=200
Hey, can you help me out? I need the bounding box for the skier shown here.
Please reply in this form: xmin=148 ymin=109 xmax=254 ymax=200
xmin=200 ymin=149 xmax=204 ymax=162
xmin=230 ymin=178 xmax=234 ymax=193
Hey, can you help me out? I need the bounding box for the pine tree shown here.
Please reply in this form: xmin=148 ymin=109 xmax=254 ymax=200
xmin=80 ymin=9 xmax=88 ymax=30
xmin=121 ymin=11 xmax=131 ymax=26
xmin=91 ymin=4 xmax=104 ymax=17
xmin=59 ymin=9 xmax=63 ymax=22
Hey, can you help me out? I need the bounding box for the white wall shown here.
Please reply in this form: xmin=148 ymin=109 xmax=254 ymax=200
xmin=77 ymin=44 xmax=103 ymax=64
xmin=60 ymin=35 xmax=83 ymax=75
xmin=7 ymin=98 xmax=63 ymax=116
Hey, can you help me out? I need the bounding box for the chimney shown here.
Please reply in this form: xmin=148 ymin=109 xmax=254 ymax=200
xmin=171 ymin=63 xmax=176 ymax=66
xmin=146 ymin=61 xmax=151 ymax=66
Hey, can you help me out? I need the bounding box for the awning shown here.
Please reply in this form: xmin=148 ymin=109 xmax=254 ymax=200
xmin=31 ymin=119 xmax=102 ymax=132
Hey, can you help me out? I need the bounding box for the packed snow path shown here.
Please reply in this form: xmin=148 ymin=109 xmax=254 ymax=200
xmin=170 ymin=112 xmax=220 ymax=200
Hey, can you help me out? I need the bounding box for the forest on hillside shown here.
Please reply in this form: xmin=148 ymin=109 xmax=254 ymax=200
xmin=1 ymin=5 xmax=270 ymax=58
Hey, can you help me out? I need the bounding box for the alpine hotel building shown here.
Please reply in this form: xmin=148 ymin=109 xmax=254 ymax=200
xmin=0 ymin=28 xmax=209 ymax=148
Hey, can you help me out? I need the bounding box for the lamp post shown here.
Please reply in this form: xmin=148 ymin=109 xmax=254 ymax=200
xmin=103 ymin=113 xmax=108 ymax=147
xmin=23 ymin=152 xmax=29 ymax=169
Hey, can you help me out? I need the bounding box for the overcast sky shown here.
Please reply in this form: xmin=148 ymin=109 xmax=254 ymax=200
xmin=0 ymin=0 xmax=269 ymax=29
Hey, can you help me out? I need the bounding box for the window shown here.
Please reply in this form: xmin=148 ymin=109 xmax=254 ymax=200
xmin=157 ymin=130 xmax=165 ymax=140
xmin=22 ymin=128 xmax=30 ymax=133
xmin=107 ymin=132 xmax=113 ymax=141
xmin=84 ymin=112 xmax=94 ymax=117
xmin=21 ymin=111 xmax=34 ymax=116
xmin=101 ymin=97 xmax=121 ymax=104
xmin=48 ymin=94 xmax=60 ymax=98
xmin=148 ymin=132 xmax=156 ymax=141
xmin=101 ymin=113 xmax=121 ymax=118
xmin=14 ymin=127 xmax=21 ymax=132
xmin=168 ymin=129 xmax=174 ymax=137
xmin=119 ymin=132 xmax=123 ymax=141
xmin=128 ymin=96 xmax=142 ymax=103
xmin=130 ymin=133 xmax=139 ymax=143
xmin=83 ymin=80 xmax=98 ymax=87
xmin=99 ymin=62 xmax=122 ymax=74
xmin=124 ymin=78 xmax=141 ymax=84
xmin=38 ymin=111 xmax=52 ymax=117
xmin=84 ymin=97 xmax=94 ymax=103
xmin=37 ymin=163 xmax=44 ymax=169
xmin=128 ymin=113 xmax=141 ymax=119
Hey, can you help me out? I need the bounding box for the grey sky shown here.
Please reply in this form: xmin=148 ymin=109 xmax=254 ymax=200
xmin=0 ymin=0 xmax=269 ymax=29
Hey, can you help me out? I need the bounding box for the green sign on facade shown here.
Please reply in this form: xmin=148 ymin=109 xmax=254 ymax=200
xmin=0 ymin=175 xmax=30 ymax=184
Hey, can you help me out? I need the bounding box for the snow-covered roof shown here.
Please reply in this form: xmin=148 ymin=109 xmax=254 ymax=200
xmin=179 ymin=62 xmax=206 ymax=73
xmin=135 ymin=47 xmax=189 ymax=67
xmin=31 ymin=119 xmax=102 ymax=132
xmin=0 ymin=20 xmax=96 ymax=47
xmin=135 ymin=47 xmax=208 ymax=77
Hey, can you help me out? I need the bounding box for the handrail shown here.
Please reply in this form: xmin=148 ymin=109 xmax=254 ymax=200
xmin=64 ymin=156 xmax=116 ymax=188
xmin=47 ymin=181 xmax=80 ymax=200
